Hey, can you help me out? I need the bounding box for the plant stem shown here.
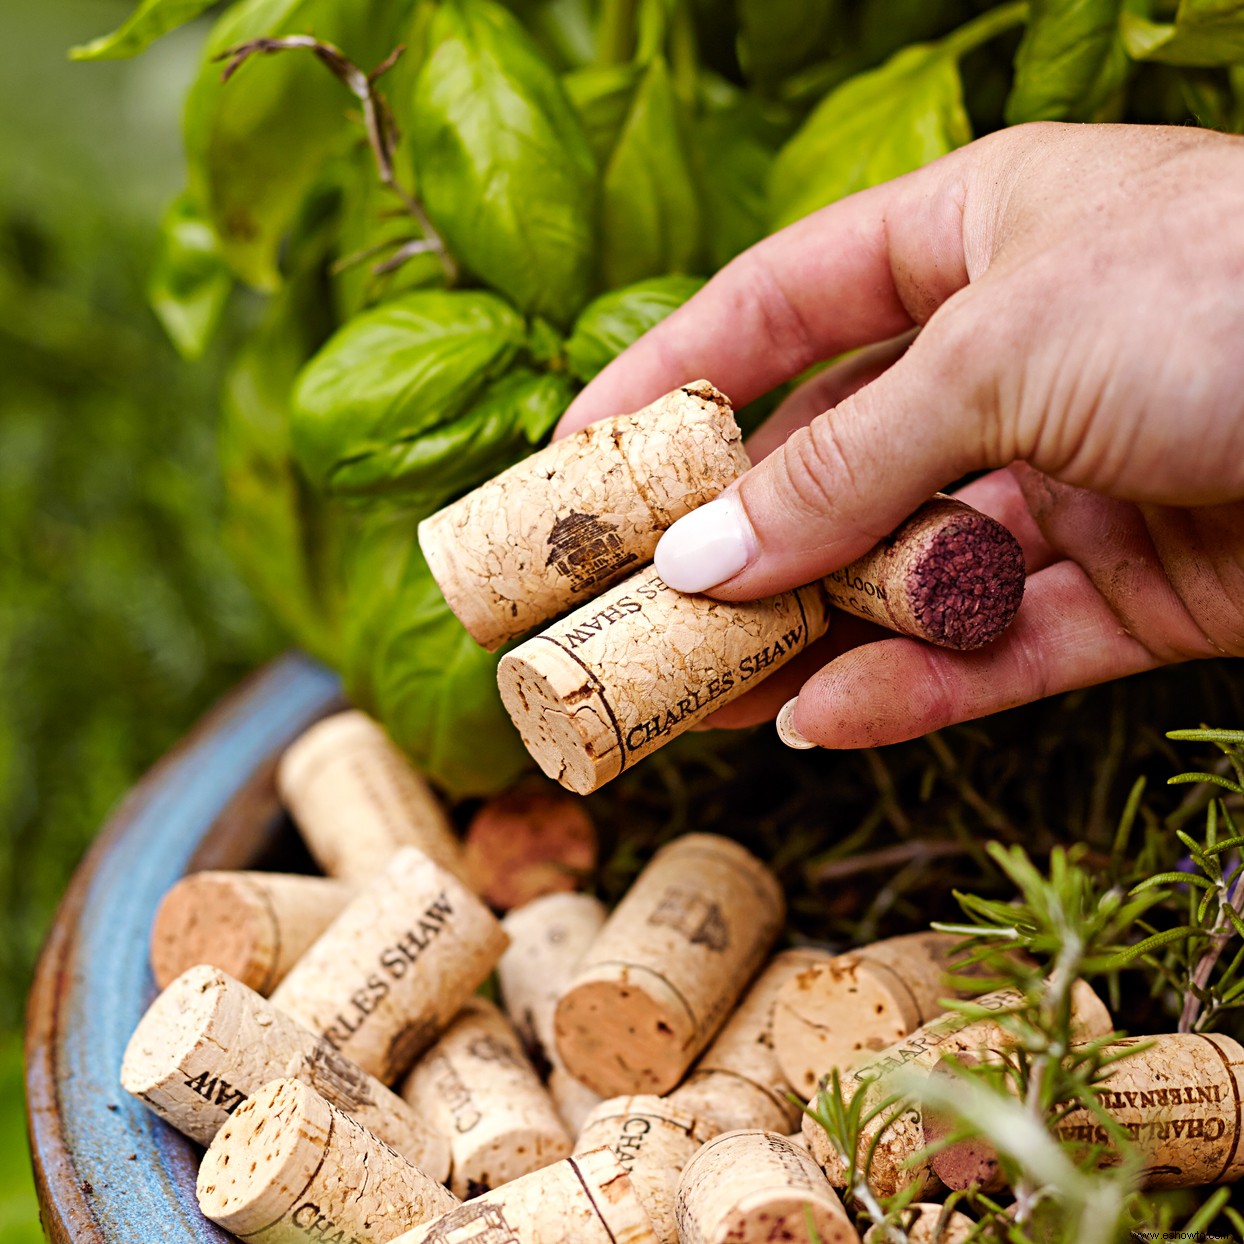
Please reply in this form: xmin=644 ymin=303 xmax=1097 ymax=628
xmin=597 ymin=0 xmax=638 ymax=65
xmin=216 ymin=37 xmax=458 ymax=285
xmin=944 ymin=1 xmax=1029 ymax=60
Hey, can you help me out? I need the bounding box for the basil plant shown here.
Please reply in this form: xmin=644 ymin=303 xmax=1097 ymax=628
xmin=77 ymin=0 xmax=1242 ymax=795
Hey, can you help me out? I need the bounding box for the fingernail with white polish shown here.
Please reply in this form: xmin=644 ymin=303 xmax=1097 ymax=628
xmin=654 ymin=495 xmax=757 ymax=593
xmin=776 ymin=698 xmax=816 ymax=750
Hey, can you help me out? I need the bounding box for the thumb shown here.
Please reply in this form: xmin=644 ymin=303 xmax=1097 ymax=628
xmin=654 ymin=294 xmax=999 ymax=600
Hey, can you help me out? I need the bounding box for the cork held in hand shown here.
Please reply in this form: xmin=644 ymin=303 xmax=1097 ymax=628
xmin=499 ymin=569 xmax=831 ymax=795
xmin=821 ymin=494 xmax=1025 ymax=651
xmin=418 ymin=381 xmax=749 ymax=651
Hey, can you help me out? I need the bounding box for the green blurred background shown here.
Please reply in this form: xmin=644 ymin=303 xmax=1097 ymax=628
xmin=0 ymin=2 xmax=274 ymax=1235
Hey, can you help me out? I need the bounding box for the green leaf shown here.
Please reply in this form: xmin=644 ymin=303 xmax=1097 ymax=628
xmin=70 ymin=0 xmax=218 ymax=61
xmin=394 ymin=366 xmax=576 ymax=507
xmin=184 ymin=0 xmax=410 ymax=289
xmin=694 ymin=85 xmax=780 ymax=267
xmin=1122 ymin=0 xmax=1244 ymax=66
xmin=291 ymin=289 xmax=527 ymax=498
xmin=737 ymin=0 xmax=839 ymax=92
xmin=342 ymin=511 xmax=533 ymax=797
xmin=601 ymin=56 xmax=701 ymax=288
xmin=410 ymin=0 xmax=597 ymax=325
xmin=1007 ymin=0 xmax=1130 ymax=123
xmin=218 ymin=239 xmax=350 ymax=664
xmin=768 ymin=41 xmax=972 ymax=229
xmin=147 ymin=193 xmax=233 ymax=361
xmin=563 ymin=62 xmax=643 ymax=165
xmin=564 ymin=274 xmax=705 ymax=382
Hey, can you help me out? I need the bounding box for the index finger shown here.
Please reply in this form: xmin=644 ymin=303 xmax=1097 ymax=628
xmin=555 ymin=147 xmax=975 ymax=437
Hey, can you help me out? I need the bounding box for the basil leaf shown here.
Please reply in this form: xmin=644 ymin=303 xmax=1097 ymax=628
xmin=1122 ymin=0 xmax=1244 ymax=66
xmin=410 ymin=0 xmax=597 ymax=326
xmin=565 ymin=274 xmax=705 ymax=382
xmin=769 ymin=41 xmax=971 ymax=230
xmin=148 ymin=193 xmax=233 ymax=361
xmin=564 ymin=63 xmax=643 ymax=165
xmin=398 ymin=367 xmax=576 ymax=508
xmin=291 ymin=289 xmax=527 ymax=498
xmin=737 ymin=0 xmax=839 ymax=92
xmin=342 ymin=511 xmax=532 ymax=797
xmin=71 ymin=0 xmax=219 ymax=61
xmin=1007 ymin=0 xmax=1129 ymax=123
xmin=503 ymin=0 xmax=599 ymax=68
xmin=858 ymin=0 xmax=973 ymax=62
xmin=220 ymin=248 xmax=350 ymax=664
xmin=184 ymin=0 xmax=409 ymax=290
xmin=694 ymin=86 xmax=778 ymax=267
xmin=601 ymin=56 xmax=702 ymax=289
xmin=332 ymin=143 xmax=444 ymax=321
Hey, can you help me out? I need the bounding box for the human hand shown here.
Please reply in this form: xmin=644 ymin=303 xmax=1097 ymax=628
xmin=555 ymin=122 xmax=1244 ymax=749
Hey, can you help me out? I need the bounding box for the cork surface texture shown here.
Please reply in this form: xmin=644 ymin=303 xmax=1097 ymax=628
xmin=120 ymin=964 xmax=450 ymax=1180
xmin=277 ymin=711 xmax=465 ymax=883
xmin=197 ymin=1078 xmax=458 ymax=1241
xmin=802 ymin=979 xmax=1113 ymax=1198
xmin=675 ymin=1130 xmax=858 ymax=1244
xmin=575 ymin=1094 xmax=714 ymax=1244
xmin=555 ymin=835 xmax=784 ymax=1096
xmin=269 ymin=846 xmax=508 ymax=1084
xmin=680 ymin=948 xmax=832 ymax=1134
xmin=498 ymin=892 xmax=608 ymax=1061
xmin=498 ymin=569 xmax=831 ymax=794
xmin=149 ymin=871 xmax=351 ymax=995
xmin=862 ymin=1204 xmax=976 ymax=1243
xmin=822 ymin=495 xmax=1025 ymax=650
xmin=390 ymin=1147 xmax=660 ymax=1244
xmin=772 ymin=933 xmax=974 ymax=1098
xmin=928 ymin=1032 xmax=1244 ymax=1192
xmin=402 ymin=996 xmax=572 ymax=1198
xmin=419 ymin=382 xmax=750 ymax=651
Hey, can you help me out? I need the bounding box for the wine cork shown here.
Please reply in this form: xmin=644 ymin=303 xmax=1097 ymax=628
xmin=772 ymin=932 xmax=984 ymax=1099
xmin=464 ymin=787 xmax=597 ymax=911
xmin=419 ymin=381 xmax=749 ymax=652
xmin=498 ymin=892 xmax=609 ymax=1062
xmin=549 ymin=1065 xmax=606 ymax=1133
xmin=554 ymin=834 xmax=785 ymax=1096
xmin=277 ymin=711 xmax=465 ymax=883
xmin=669 ymin=948 xmax=832 ymax=1135
xmin=822 ymin=494 xmax=1025 ymax=651
xmin=150 ymin=871 xmax=352 ymax=995
xmin=862 ymin=1204 xmax=975 ymax=1243
xmin=269 ymin=847 xmax=508 ymax=1083
xmin=676 ymin=1130 xmax=859 ymax=1244
xmin=401 ymin=997 xmax=573 ymax=1197
xmin=928 ymin=1033 xmax=1244 ymax=1191
xmin=390 ymin=1146 xmax=659 ymax=1244
xmin=802 ymin=979 xmax=1112 ymax=1198
xmin=498 ymin=568 xmax=831 ymax=795
xmin=574 ymin=1095 xmax=714 ymax=1244
xmin=197 ymin=1078 xmax=458 ymax=1243
xmin=120 ymin=964 xmax=449 ymax=1178
xmin=499 ymin=892 xmax=608 ymax=1130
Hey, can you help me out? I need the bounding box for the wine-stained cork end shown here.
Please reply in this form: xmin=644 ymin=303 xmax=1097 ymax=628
xmin=907 ymin=512 xmax=1025 ymax=651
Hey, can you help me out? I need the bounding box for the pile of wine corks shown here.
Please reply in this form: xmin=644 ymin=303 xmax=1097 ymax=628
xmin=122 ymin=707 xmax=1244 ymax=1243
xmin=415 ymin=381 xmax=1028 ymax=794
